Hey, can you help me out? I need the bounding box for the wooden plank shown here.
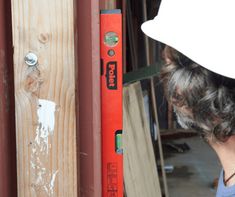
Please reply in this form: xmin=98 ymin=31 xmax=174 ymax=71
xmin=123 ymin=82 xmax=161 ymax=197
xmin=126 ymin=0 xmax=138 ymax=70
xmin=11 ymin=0 xmax=77 ymax=196
xmin=100 ymin=0 xmax=116 ymax=9
xmin=77 ymin=0 xmax=102 ymax=196
xmin=122 ymin=0 xmax=127 ymax=74
xmin=0 ymin=0 xmax=17 ymax=196
xmin=142 ymin=0 xmax=169 ymax=195
xmin=160 ymin=129 xmax=198 ymax=140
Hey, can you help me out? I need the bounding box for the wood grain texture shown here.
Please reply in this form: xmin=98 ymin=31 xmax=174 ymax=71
xmin=11 ymin=0 xmax=77 ymax=196
xmin=0 ymin=0 xmax=17 ymax=196
xmin=77 ymin=0 xmax=101 ymax=196
xmin=100 ymin=0 xmax=116 ymax=9
xmin=123 ymin=82 xmax=161 ymax=197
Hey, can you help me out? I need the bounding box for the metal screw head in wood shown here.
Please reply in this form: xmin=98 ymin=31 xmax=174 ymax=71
xmin=24 ymin=52 xmax=38 ymax=66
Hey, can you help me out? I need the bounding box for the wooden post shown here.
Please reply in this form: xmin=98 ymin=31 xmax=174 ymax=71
xmin=122 ymin=0 xmax=127 ymax=73
xmin=100 ymin=0 xmax=116 ymax=9
xmin=11 ymin=0 xmax=77 ymax=196
xmin=77 ymin=0 xmax=102 ymax=196
xmin=0 ymin=0 xmax=17 ymax=196
xmin=127 ymin=0 xmax=138 ymax=71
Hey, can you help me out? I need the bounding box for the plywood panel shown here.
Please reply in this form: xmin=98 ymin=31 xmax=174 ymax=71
xmin=11 ymin=0 xmax=77 ymax=196
xmin=123 ymin=82 xmax=161 ymax=197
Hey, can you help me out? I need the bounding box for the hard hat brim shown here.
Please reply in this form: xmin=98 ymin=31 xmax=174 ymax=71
xmin=141 ymin=18 xmax=235 ymax=79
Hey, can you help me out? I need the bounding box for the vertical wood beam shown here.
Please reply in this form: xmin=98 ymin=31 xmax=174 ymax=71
xmin=77 ymin=0 xmax=102 ymax=196
xmin=122 ymin=0 xmax=127 ymax=73
xmin=142 ymin=0 xmax=169 ymax=196
xmin=100 ymin=0 xmax=117 ymax=9
xmin=11 ymin=0 xmax=77 ymax=196
xmin=123 ymin=82 xmax=161 ymax=196
xmin=0 ymin=0 xmax=17 ymax=196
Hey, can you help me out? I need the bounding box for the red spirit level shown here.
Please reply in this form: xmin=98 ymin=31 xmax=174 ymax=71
xmin=100 ymin=9 xmax=123 ymax=197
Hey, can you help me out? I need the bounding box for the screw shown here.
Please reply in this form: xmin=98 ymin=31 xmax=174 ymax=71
xmin=25 ymin=52 xmax=38 ymax=66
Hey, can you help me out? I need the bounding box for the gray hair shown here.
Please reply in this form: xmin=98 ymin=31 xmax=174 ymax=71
xmin=160 ymin=46 xmax=235 ymax=142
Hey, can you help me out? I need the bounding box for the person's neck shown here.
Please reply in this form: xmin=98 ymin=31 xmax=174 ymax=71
xmin=210 ymin=135 xmax=235 ymax=186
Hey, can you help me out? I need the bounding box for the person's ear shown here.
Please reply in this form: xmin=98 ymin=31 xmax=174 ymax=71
xmin=163 ymin=46 xmax=175 ymax=64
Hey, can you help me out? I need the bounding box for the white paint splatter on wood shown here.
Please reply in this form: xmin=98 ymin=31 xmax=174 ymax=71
xmin=30 ymin=99 xmax=58 ymax=196
xmin=35 ymin=99 xmax=56 ymax=153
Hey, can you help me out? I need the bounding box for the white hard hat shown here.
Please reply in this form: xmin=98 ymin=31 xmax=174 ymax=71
xmin=141 ymin=0 xmax=235 ymax=79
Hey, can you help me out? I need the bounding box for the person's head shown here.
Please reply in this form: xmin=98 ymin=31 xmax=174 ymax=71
xmin=161 ymin=46 xmax=235 ymax=142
